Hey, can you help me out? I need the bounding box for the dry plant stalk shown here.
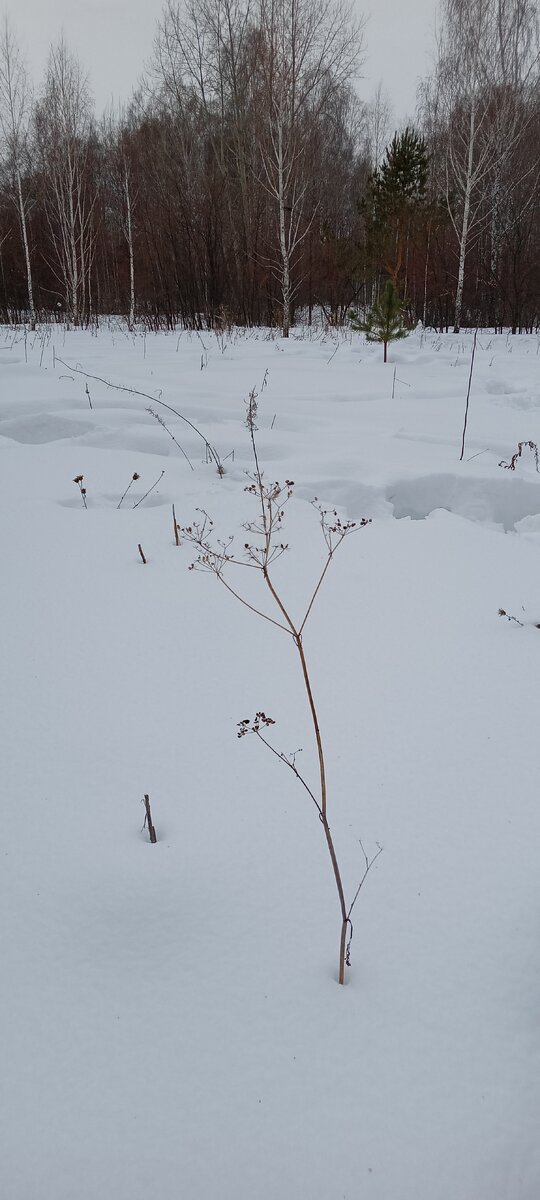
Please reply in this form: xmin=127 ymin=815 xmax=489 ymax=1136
xmin=146 ymin=407 xmax=194 ymax=471
xmin=117 ymin=472 xmax=140 ymax=509
xmin=181 ymin=388 xmax=380 ymax=985
xmin=55 ymin=357 xmax=222 ymax=471
xmin=499 ymin=441 xmax=540 ymax=472
xmin=138 ymin=543 xmax=147 ymax=564
xmin=73 ymin=474 xmax=87 ymax=509
xmin=498 ymin=608 xmax=540 ymax=629
xmin=132 ymin=469 xmax=165 ymax=509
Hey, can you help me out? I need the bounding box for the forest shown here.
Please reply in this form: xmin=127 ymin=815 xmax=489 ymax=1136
xmin=0 ymin=0 xmax=538 ymax=334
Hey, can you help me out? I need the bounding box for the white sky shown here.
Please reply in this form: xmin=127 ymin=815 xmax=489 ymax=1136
xmin=12 ymin=0 xmax=437 ymax=124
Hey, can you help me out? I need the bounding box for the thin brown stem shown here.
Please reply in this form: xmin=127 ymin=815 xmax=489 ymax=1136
xmin=217 ymin=573 xmax=292 ymax=635
xmin=132 ymin=470 xmax=165 ymax=509
xmin=255 ymin=730 xmax=322 ymax=815
xmin=347 ymin=842 xmax=383 ymax=919
xmin=294 ymin=632 xmax=328 ymax=820
xmin=299 ymin=551 xmax=334 ymax=635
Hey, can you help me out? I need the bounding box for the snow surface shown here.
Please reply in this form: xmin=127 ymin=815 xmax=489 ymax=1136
xmin=2 ymin=322 xmax=540 ymax=1199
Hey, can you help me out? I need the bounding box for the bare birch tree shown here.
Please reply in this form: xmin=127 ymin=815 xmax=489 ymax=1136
xmin=155 ymin=0 xmax=258 ymax=321
xmin=364 ymin=81 xmax=392 ymax=170
xmin=36 ymin=40 xmax=97 ymax=325
xmin=255 ymin=0 xmax=365 ymax=335
xmin=103 ymin=107 xmax=138 ymax=328
xmin=429 ymin=0 xmax=539 ymax=332
xmin=485 ymin=0 xmax=539 ymax=322
xmin=0 ymin=19 xmax=35 ymax=327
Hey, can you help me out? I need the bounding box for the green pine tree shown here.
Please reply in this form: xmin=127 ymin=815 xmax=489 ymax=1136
xmin=364 ymin=127 xmax=429 ymax=288
xmin=349 ymin=281 xmax=409 ymax=363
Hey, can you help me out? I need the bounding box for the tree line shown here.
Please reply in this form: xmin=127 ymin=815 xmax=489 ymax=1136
xmin=0 ymin=0 xmax=538 ymax=334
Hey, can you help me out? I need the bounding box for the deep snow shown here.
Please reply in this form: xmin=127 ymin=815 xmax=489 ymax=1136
xmin=1 ymin=322 xmax=540 ymax=1199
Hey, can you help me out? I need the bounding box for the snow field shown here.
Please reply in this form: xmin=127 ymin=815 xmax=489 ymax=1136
xmin=1 ymin=323 xmax=540 ymax=1199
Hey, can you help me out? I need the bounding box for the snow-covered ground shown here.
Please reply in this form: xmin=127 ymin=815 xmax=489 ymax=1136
xmin=2 ymin=322 xmax=540 ymax=1199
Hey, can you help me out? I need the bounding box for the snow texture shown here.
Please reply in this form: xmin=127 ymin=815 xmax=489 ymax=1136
xmin=2 ymin=322 xmax=540 ymax=1199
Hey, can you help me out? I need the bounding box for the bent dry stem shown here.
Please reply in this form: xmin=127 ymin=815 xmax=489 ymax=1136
xmin=182 ymin=388 xmax=380 ymax=984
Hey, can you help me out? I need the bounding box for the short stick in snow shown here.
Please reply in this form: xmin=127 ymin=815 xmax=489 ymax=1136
xmin=172 ymin=504 xmax=180 ymax=546
xmin=182 ymin=387 xmax=380 ymax=985
xmin=138 ymin=543 xmax=147 ymax=565
xmin=142 ymin=794 xmax=157 ymax=843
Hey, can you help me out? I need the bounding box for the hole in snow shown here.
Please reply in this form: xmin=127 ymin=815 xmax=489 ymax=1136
xmin=0 ymin=414 xmax=94 ymax=443
xmin=387 ymin=474 xmax=540 ymax=532
xmin=58 ymin=490 xmax=170 ymax=510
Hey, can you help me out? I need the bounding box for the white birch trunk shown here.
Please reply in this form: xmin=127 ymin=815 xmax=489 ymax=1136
xmin=124 ymin=167 xmax=135 ymax=330
xmin=16 ymin=168 xmax=35 ymax=328
xmin=277 ymin=121 xmax=291 ymax=338
xmin=453 ymin=106 xmax=475 ymax=333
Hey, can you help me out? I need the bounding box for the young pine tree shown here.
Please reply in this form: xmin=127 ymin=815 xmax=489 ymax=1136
xmin=350 ymin=281 xmax=409 ymax=362
xmin=365 ymin=127 xmax=428 ymax=287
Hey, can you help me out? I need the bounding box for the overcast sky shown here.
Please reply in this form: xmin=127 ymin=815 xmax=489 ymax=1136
xmin=12 ymin=0 xmax=437 ymax=123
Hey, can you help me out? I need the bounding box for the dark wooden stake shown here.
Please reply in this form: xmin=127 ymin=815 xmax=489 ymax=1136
xmin=138 ymin=543 xmax=147 ymax=564
xmin=143 ymin=794 xmax=157 ymax=843
xmin=172 ymin=503 xmax=179 ymax=545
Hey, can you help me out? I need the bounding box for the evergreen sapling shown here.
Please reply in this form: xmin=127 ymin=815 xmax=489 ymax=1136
xmin=350 ymin=280 xmax=409 ymax=363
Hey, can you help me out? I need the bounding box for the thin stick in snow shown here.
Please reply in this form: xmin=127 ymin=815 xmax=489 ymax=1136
xmin=142 ymin=794 xmax=157 ymax=843
xmin=459 ymin=330 xmax=478 ymax=462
